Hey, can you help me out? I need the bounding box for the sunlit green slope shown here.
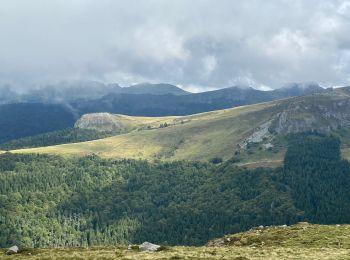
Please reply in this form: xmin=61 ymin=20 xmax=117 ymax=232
xmin=12 ymin=101 xmax=279 ymax=162
xmin=12 ymin=87 xmax=350 ymax=164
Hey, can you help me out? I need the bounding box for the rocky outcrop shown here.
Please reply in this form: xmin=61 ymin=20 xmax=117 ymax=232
xmin=270 ymin=94 xmax=350 ymax=134
xmin=74 ymin=113 xmax=124 ymax=132
xmin=239 ymin=120 xmax=273 ymax=148
xmin=238 ymin=92 xmax=350 ymax=149
xmin=128 ymin=242 xmax=162 ymax=252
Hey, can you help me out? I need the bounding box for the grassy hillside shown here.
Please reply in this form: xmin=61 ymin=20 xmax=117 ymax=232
xmin=1 ymin=224 xmax=349 ymax=259
xmin=12 ymin=101 xmax=282 ymax=163
xmin=209 ymin=222 xmax=350 ymax=248
xmin=12 ymin=87 xmax=350 ymax=165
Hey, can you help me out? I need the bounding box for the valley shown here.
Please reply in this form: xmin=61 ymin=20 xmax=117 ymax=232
xmin=3 ymin=88 xmax=350 ymax=258
xmin=2 ymin=2 xmax=350 ymax=258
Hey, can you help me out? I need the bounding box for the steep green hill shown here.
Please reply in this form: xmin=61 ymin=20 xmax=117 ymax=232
xmin=12 ymin=101 xmax=279 ymax=163
xmin=13 ymin=87 xmax=350 ymax=166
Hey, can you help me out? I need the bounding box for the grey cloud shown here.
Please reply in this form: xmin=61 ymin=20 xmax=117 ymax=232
xmin=0 ymin=0 xmax=350 ymax=90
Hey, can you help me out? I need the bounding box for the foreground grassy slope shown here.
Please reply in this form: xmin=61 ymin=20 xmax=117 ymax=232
xmin=2 ymin=224 xmax=349 ymax=259
xmin=209 ymin=222 xmax=350 ymax=248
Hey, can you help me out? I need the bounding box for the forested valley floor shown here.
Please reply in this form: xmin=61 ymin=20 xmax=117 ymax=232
xmin=1 ymin=134 xmax=350 ymax=249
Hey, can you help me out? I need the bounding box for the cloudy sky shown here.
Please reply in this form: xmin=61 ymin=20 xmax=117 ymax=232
xmin=1 ymin=0 xmax=350 ymax=91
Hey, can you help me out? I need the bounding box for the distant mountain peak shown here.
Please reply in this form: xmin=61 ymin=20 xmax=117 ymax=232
xmin=273 ymin=82 xmax=324 ymax=96
xmin=281 ymin=82 xmax=323 ymax=90
xmin=124 ymin=83 xmax=190 ymax=95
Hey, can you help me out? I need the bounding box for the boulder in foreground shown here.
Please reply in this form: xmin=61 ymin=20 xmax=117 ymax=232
xmin=138 ymin=242 xmax=161 ymax=252
xmin=6 ymin=245 xmax=19 ymax=255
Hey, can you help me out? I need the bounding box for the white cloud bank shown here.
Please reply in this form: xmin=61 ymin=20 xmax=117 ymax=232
xmin=0 ymin=0 xmax=350 ymax=89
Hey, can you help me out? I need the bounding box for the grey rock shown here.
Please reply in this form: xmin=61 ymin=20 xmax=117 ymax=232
xmin=6 ymin=245 xmax=19 ymax=255
xmin=74 ymin=113 xmax=123 ymax=132
xmin=139 ymin=242 xmax=161 ymax=252
xmin=239 ymin=120 xmax=273 ymax=148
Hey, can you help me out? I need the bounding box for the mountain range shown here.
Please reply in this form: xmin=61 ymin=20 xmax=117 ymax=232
xmin=0 ymin=82 xmax=188 ymax=104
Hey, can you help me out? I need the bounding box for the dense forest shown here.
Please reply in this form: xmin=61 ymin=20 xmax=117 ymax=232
xmin=0 ymin=128 xmax=115 ymax=150
xmin=282 ymin=134 xmax=350 ymax=223
xmin=0 ymin=134 xmax=349 ymax=248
